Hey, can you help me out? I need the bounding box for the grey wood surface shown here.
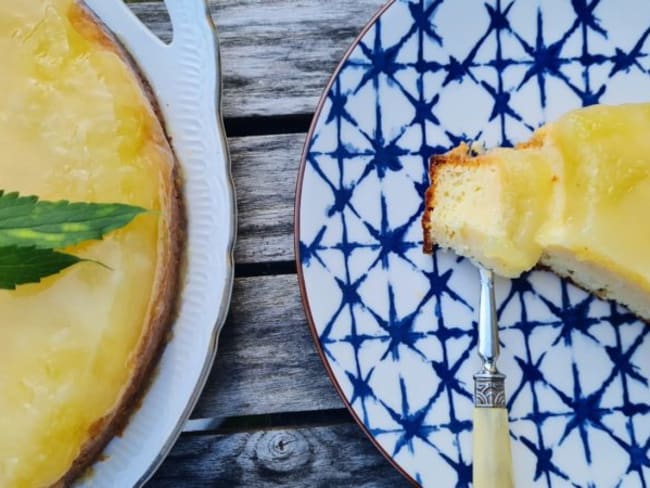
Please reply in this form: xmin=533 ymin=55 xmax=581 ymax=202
xmin=152 ymin=424 xmax=405 ymax=487
xmin=191 ymin=274 xmax=342 ymax=419
xmin=230 ymin=134 xmax=302 ymax=263
xmin=125 ymin=0 xmax=407 ymax=486
xmin=130 ymin=0 xmax=387 ymax=117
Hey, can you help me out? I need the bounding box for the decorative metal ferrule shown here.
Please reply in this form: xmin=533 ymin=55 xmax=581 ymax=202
xmin=474 ymin=266 xmax=507 ymax=408
xmin=474 ymin=369 xmax=506 ymax=408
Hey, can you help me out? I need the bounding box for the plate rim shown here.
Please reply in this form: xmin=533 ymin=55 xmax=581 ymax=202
xmin=134 ymin=6 xmax=237 ymax=486
xmin=293 ymin=0 xmax=419 ymax=486
xmin=131 ymin=3 xmax=237 ymax=485
xmin=294 ymin=1 xmax=650 ymax=486
xmin=81 ymin=0 xmax=237 ymax=485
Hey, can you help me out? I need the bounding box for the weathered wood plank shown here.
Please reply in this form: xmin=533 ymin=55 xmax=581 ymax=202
xmin=119 ymin=4 xmax=408 ymax=484
xmin=230 ymin=133 xmax=303 ymax=263
xmin=149 ymin=423 xmax=408 ymax=487
xmin=128 ymin=2 xmax=173 ymax=43
xmin=191 ymin=274 xmax=342 ymax=419
xmin=129 ymin=0 xmax=387 ymax=118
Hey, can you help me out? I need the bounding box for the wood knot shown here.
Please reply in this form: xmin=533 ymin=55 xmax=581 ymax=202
xmin=254 ymin=431 xmax=311 ymax=473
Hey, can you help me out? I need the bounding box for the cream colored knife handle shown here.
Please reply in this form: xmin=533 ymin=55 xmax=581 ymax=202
xmin=473 ymin=407 xmax=514 ymax=488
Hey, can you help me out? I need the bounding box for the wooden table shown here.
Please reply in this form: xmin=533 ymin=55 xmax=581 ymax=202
xmin=128 ymin=1 xmax=410 ymax=486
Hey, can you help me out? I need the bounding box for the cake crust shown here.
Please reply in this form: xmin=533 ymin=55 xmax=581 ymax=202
xmin=422 ymin=143 xmax=471 ymax=254
xmin=51 ymin=3 xmax=185 ymax=486
xmin=422 ymin=132 xmax=547 ymax=254
xmin=421 ymin=105 xmax=650 ymax=324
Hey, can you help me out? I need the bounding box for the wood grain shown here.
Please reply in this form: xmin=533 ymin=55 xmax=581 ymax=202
xmin=122 ymin=2 xmax=411 ymax=485
xmin=192 ymin=274 xmax=342 ymax=419
xmin=129 ymin=0 xmax=387 ymax=118
xmin=149 ymin=423 xmax=408 ymax=487
xmin=230 ymin=133 xmax=303 ymax=264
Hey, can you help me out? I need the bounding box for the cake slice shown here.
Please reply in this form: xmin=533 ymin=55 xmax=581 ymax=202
xmin=0 ymin=1 xmax=182 ymax=486
xmin=422 ymin=103 xmax=650 ymax=321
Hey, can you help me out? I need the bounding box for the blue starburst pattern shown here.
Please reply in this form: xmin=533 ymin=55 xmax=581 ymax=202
xmin=297 ymin=1 xmax=650 ymax=486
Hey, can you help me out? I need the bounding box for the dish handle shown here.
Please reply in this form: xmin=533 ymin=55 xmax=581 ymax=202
xmin=83 ymin=0 xmax=221 ymax=111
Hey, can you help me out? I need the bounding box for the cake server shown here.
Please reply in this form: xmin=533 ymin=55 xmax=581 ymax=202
xmin=473 ymin=266 xmax=514 ymax=488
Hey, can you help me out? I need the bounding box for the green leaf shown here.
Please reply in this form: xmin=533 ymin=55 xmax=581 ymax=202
xmin=0 ymin=245 xmax=83 ymax=289
xmin=0 ymin=190 xmax=146 ymax=249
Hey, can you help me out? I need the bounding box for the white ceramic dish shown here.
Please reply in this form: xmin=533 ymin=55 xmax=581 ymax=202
xmin=77 ymin=1 xmax=235 ymax=486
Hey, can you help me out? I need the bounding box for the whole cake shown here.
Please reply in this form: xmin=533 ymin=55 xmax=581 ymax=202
xmin=0 ymin=1 xmax=182 ymax=486
xmin=422 ymin=103 xmax=650 ymax=322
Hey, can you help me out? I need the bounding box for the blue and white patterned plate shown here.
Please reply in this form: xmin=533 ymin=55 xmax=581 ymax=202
xmin=296 ymin=1 xmax=650 ymax=486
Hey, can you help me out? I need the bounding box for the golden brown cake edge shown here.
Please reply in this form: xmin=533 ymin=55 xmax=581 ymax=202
xmin=420 ymin=128 xmax=650 ymax=324
xmin=51 ymin=3 xmax=185 ymax=486
xmin=422 ymin=142 xmax=472 ymax=254
xmin=421 ymin=132 xmax=547 ymax=254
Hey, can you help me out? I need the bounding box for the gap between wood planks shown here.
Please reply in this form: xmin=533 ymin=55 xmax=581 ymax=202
xmin=225 ymin=113 xmax=313 ymax=137
xmin=184 ymin=408 xmax=353 ymax=436
xmin=121 ymin=0 xmax=379 ymax=447
xmin=226 ymin=113 xmax=310 ymax=277
xmin=235 ymin=260 xmax=296 ymax=278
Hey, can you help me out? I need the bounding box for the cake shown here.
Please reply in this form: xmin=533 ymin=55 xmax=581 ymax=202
xmin=422 ymin=103 xmax=650 ymax=321
xmin=0 ymin=1 xmax=183 ymax=486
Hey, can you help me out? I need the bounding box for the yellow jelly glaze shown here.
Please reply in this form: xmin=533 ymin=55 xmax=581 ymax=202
xmin=538 ymin=103 xmax=650 ymax=290
xmin=454 ymin=103 xmax=650 ymax=286
xmin=0 ymin=1 xmax=174 ymax=486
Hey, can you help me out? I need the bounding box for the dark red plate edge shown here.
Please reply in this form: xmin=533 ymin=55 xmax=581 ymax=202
xmin=293 ymin=1 xmax=420 ymax=486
